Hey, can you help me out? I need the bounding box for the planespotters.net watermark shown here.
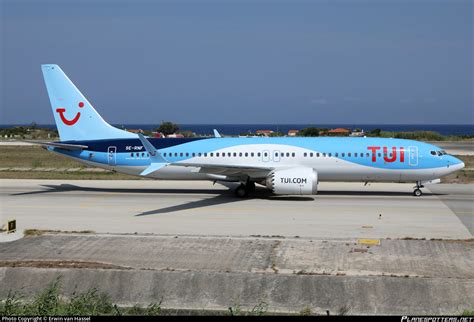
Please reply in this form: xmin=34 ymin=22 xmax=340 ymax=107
xmin=402 ymin=317 xmax=473 ymax=322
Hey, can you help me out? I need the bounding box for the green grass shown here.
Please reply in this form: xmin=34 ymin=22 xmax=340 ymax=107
xmin=0 ymin=276 xmax=271 ymax=316
xmin=0 ymin=146 xmax=83 ymax=168
xmin=0 ymin=171 xmax=143 ymax=180
xmin=0 ymin=276 xmax=162 ymax=316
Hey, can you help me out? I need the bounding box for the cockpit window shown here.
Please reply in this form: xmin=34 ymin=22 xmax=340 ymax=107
xmin=432 ymin=150 xmax=448 ymax=156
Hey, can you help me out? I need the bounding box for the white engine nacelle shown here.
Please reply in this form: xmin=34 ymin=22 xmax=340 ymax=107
xmin=266 ymin=167 xmax=318 ymax=195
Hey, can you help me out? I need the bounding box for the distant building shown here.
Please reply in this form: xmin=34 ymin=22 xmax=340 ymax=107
xmin=328 ymin=128 xmax=350 ymax=136
xmin=288 ymin=130 xmax=299 ymax=137
xmin=350 ymin=129 xmax=365 ymax=137
xmin=166 ymin=133 xmax=184 ymax=138
xmin=152 ymin=132 xmax=164 ymax=138
xmin=127 ymin=129 xmax=144 ymax=134
xmin=256 ymin=130 xmax=274 ymax=137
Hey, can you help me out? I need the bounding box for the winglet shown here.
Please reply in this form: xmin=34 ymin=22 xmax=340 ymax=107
xmin=213 ymin=129 xmax=222 ymax=138
xmin=137 ymin=133 xmax=169 ymax=163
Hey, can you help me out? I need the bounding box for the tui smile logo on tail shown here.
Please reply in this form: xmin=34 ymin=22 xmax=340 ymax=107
xmin=56 ymin=102 xmax=84 ymax=126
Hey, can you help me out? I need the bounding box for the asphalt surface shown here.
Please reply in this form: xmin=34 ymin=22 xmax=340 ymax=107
xmin=1 ymin=179 xmax=472 ymax=239
xmin=0 ymin=234 xmax=472 ymax=279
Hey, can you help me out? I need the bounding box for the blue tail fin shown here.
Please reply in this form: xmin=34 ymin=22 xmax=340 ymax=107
xmin=41 ymin=64 xmax=136 ymax=141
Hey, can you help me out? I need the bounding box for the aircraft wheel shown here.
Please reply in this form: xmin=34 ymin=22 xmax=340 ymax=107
xmin=413 ymin=188 xmax=422 ymax=197
xmin=235 ymin=184 xmax=248 ymax=198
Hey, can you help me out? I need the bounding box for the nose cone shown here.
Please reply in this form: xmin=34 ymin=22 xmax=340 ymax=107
xmin=449 ymin=157 xmax=465 ymax=171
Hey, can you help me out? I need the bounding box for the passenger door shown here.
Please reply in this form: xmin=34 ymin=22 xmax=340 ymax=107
xmin=408 ymin=146 xmax=418 ymax=166
xmin=107 ymin=146 xmax=117 ymax=166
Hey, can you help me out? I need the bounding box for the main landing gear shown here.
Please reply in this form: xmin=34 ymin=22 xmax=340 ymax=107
xmin=413 ymin=182 xmax=424 ymax=197
xmin=235 ymin=181 xmax=256 ymax=198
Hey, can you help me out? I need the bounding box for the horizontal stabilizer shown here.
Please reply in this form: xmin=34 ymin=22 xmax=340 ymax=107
xmin=140 ymin=163 xmax=167 ymax=176
xmin=23 ymin=140 xmax=88 ymax=150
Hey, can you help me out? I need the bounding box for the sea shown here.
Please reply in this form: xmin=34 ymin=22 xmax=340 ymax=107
xmin=1 ymin=124 xmax=473 ymax=136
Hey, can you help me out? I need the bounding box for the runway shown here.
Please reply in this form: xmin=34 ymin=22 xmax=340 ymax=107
xmin=1 ymin=179 xmax=472 ymax=239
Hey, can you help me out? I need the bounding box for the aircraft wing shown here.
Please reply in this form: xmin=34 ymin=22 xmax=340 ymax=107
xmin=171 ymin=162 xmax=273 ymax=179
xmin=23 ymin=140 xmax=88 ymax=150
xmin=136 ymin=134 xmax=272 ymax=179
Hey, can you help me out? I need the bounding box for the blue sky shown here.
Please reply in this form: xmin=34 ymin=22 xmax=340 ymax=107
xmin=1 ymin=0 xmax=472 ymax=124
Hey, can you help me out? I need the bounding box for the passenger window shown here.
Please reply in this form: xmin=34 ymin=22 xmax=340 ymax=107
xmin=430 ymin=151 xmax=436 ymax=156
xmin=322 ymin=153 xmax=326 ymax=157
xmin=377 ymin=153 xmax=381 ymax=157
xmin=174 ymin=153 xmax=178 ymax=157
xmin=204 ymin=153 xmax=207 ymax=157
xmin=192 ymin=153 xmax=195 ymax=157
xmin=335 ymin=153 xmax=338 ymax=157
xmin=180 ymin=153 xmax=183 ymax=157
xmin=251 ymin=152 xmax=254 ymax=157
xmin=264 ymin=152 xmax=268 ymax=157
xmin=141 ymin=153 xmax=145 ymax=157
xmin=210 ymin=153 xmax=214 ymax=157
xmin=304 ymin=153 xmax=307 ymax=157
xmin=310 ymin=153 xmax=313 ymax=157
xmin=198 ymin=152 xmax=201 ymax=157
xmin=186 ymin=152 xmax=189 ymax=157
xmin=316 ymin=153 xmax=320 ymax=157
xmin=275 ymin=152 xmax=279 ymax=157
xmin=228 ymin=153 xmax=231 ymax=157
xmin=342 ymin=153 xmax=345 ymax=157
xmin=245 ymin=153 xmax=248 ymax=157
xmin=348 ymin=153 xmax=351 ymax=157
xmin=292 ymin=153 xmax=295 ymax=157
xmin=286 ymin=153 xmax=290 ymax=157
xmin=328 ymin=153 xmax=332 ymax=157
xmin=257 ymin=152 xmax=261 ymax=157
xmin=354 ymin=153 xmax=358 ymax=157
xmin=130 ymin=153 xmax=133 ymax=157
xmin=216 ymin=153 xmax=220 ymax=157
xmin=233 ymin=152 xmax=237 ymax=157
xmin=239 ymin=152 xmax=243 ymax=157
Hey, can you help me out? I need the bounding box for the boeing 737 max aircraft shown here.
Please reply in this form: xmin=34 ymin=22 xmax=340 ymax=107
xmin=34 ymin=65 xmax=465 ymax=197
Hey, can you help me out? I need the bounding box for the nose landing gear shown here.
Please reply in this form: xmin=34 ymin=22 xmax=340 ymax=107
xmin=413 ymin=182 xmax=424 ymax=197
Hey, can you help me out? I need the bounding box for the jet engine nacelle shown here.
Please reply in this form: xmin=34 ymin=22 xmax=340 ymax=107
xmin=266 ymin=167 xmax=318 ymax=195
